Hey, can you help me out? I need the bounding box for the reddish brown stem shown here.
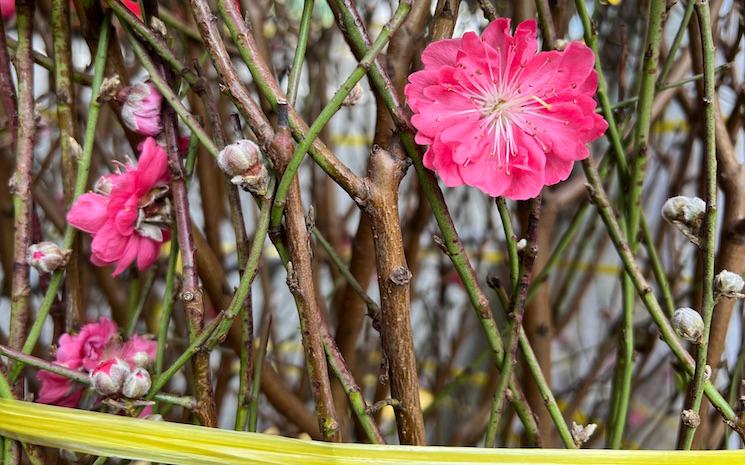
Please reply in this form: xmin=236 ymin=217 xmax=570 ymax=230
xmin=159 ymin=60 xmax=217 ymax=426
xmin=365 ymin=143 xmax=425 ymax=445
xmin=272 ymin=109 xmax=341 ymax=442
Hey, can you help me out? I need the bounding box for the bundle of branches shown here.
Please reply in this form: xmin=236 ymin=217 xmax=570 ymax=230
xmin=0 ymin=1 xmax=744 ymax=463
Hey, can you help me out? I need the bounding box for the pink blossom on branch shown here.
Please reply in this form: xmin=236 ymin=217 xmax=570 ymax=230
xmin=405 ymin=18 xmax=608 ymax=200
xmin=67 ymin=137 xmax=171 ymax=276
xmin=37 ymin=317 xmax=157 ymax=407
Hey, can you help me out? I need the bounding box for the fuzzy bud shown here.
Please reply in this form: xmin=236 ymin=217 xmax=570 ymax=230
xmin=672 ymin=307 xmax=705 ymax=344
xmin=342 ymin=82 xmax=364 ymax=107
xmin=90 ymin=358 xmax=130 ymax=396
xmin=122 ymin=368 xmax=151 ymax=399
xmin=130 ymin=351 xmax=152 ymax=368
xmin=570 ymin=421 xmax=597 ymax=448
xmin=27 ymin=242 xmax=71 ymax=273
xmin=516 ymin=238 xmax=527 ymax=252
xmin=120 ymin=82 xmax=163 ymax=136
xmin=680 ymin=409 xmax=700 ymax=428
xmin=715 ymin=270 xmax=745 ymax=298
xmin=217 ymin=139 xmax=270 ymax=196
xmin=662 ymin=196 xmax=706 ymax=245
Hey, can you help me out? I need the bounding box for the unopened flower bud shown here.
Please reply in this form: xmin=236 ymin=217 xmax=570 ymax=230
xmin=662 ymin=196 xmax=706 ymax=245
xmin=130 ymin=351 xmax=152 ymax=368
xmin=570 ymin=421 xmax=597 ymax=448
xmin=120 ymin=82 xmax=163 ymax=136
xmin=122 ymin=368 xmax=151 ymax=399
xmin=672 ymin=307 xmax=704 ymax=344
xmin=217 ymin=139 xmax=270 ymax=196
xmin=27 ymin=242 xmax=70 ymax=273
xmin=516 ymin=238 xmax=527 ymax=252
xmin=90 ymin=358 xmax=130 ymax=396
xmin=342 ymin=82 xmax=364 ymax=107
xmin=98 ymin=75 xmax=121 ymax=103
xmin=680 ymin=409 xmax=700 ymax=428
xmin=715 ymin=270 xmax=745 ymax=298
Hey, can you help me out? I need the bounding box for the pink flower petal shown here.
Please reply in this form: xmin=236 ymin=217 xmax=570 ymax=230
xmin=91 ymin=221 xmax=128 ymax=264
xmin=135 ymin=237 xmax=161 ymax=271
xmin=66 ymin=193 xmax=109 ymax=233
xmin=113 ymin=235 xmax=141 ymax=276
xmin=136 ymin=137 xmax=169 ymax=192
xmin=421 ymin=38 xmax=461 ymax=68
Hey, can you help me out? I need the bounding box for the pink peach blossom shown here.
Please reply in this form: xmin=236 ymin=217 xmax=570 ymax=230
xmin=56 ymin=317 xmax=118 ymax=371
xmin=1 ymin=0 xmax=15 ymax=19
xmin=37 ymin=317 xmax=157 ymax=407
xmin=67 ymin=137 xmax=171 ymax=276
xmin=405 ymin=18 xmax=607 ymax=200
xmin=120 ymin=82 xmax=163 ymax=136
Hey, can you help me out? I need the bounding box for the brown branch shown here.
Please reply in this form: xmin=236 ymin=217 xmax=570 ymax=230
xmin=160 ymin=58 xmax=217 ymax=426
xmin=271 ymin=107 xmax=341 ymax=441
xmin=364 ymin=143 xmax=425 ymax=445
xmin=0 ymin=13 xmax=17 ymax=146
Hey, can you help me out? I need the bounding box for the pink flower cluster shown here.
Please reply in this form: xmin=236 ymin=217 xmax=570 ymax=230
xmin=37 ymin=317 xmax=156 ymax=408
xmin=405 ymin=18 xmax=607 ymax=200
xmin=67 ymin=137 xmax=171 ymax=276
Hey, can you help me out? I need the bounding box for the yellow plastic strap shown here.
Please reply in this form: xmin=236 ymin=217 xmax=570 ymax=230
xmin=0 ymin=399 xmax=742 ymax=465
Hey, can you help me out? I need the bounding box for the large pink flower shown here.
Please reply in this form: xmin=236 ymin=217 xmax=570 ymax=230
xmin=37 ymin=317 xmax=157 ymax=408
xmin=67 ymin=137 xmax=171 ymax=276
xmin=405 ymin=18 xmax=608 ymax=200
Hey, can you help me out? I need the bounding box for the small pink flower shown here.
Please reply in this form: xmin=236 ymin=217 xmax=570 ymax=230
xmin=56 ymin=317 xmax=119 ymax=371
xmin=67 ymin=137 xmax=171 ymax=276
xmin=120 ymin=82 xmax=163 ymax=136
xmin=90 ymin=358 xmax=131 ymax=396
xmin=405 ymin=18 xmax=607 ymax=200
xmin=1 ymin=0 xmax=15 ymax=19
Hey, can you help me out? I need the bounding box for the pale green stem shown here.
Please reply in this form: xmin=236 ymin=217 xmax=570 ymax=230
xmin=9 ymin=14 xmax=112 ymax=382
xmin=680 ymin=0 xmax=717 ymax=449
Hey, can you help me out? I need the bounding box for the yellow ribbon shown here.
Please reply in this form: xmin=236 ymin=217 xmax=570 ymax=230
xmin=0 ymin=399 xmax=741 ymax=465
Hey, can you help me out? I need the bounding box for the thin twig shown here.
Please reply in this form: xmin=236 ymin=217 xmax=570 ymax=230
xmin=680 ymin=0 xmax=717 ymax=449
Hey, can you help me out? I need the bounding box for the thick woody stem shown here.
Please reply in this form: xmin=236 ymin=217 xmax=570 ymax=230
xmin=9 ymin=0 xmax=35 ymax=388
xmin=160 ymin=60 xmax=217 ymax=426
xmin=326 ymin=0 xmax=541 ymax=439
xmin=6 ymin=5 xmax=36 ymax=464
xmin=365 ymin=144 xmax=425 ymax=445
xmin=0 ymin=13 xmax=17 ymax=146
